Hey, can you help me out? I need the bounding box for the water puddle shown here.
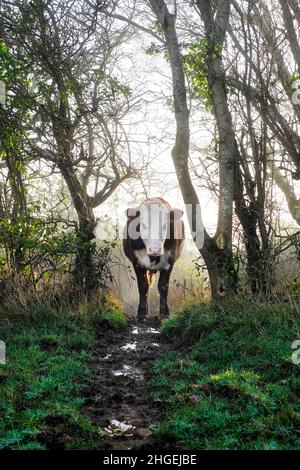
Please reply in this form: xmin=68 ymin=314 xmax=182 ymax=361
xmin=121 ymin=342 xmax=137 ymax=351
xmin=146 ymin=327 xmax=160 ymax=334
xmin=104 ymin=419 xmax=152 ymax=442
xmin=112 ymin=364 xmax=144 ymax=380
xmin=132 ymin=327 xmax=139 ymax=335
xmin=102 ymin=353 xmax=112 ymax=360
xmin=151 ymin=342 xmax=160 ymax=347
xmin=104 ymin=419 xmax=135 ymax=436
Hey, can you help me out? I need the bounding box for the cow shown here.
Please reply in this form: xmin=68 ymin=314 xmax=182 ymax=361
xmin=123 ymin=197 xmax=185 ymax=321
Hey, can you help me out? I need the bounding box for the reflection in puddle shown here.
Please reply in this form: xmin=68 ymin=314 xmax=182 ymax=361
xmin=103 ymin=353 xmax=112 ymax=360
xmin=121 ymin=342 xmax=137 ymax=351
xmin=132 ymin=327 xmax=139 ymax=335
xmin=151 ymin=342 xmax=159 ymax=347
xmin=112 ymin=364 xmax=144 ymax=380
xmin=146 ymin=327 xmax=160 ymax=334
xmin=104 ymin=419 xmax=152 ymax=441
xmin=104 ymin=419 xmax=135 ymax=436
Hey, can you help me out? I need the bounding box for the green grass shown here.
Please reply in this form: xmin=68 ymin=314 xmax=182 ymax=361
xmin=0 ymin=303 xmax=127 ymax=450
xmin=89 ymin=306 xmax=128 ymax=331
xmin=150 ymin=298 xmax=300 ymax=450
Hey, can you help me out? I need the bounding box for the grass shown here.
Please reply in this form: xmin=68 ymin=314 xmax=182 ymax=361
xmin=150 ymin=298 xmax=300 ymax=450
xmin=0 ymin=303 xmax=127 ymax=450
xmin=2 ymin=294 xmax=299 ymax=450
xmin=89 ymin=306 xmax=128 ymax=331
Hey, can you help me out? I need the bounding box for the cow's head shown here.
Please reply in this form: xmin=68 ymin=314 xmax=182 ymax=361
xmin=126 ymin=199 xmax=183 ymax=257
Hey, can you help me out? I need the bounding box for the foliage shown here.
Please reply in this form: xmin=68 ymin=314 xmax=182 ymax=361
xmin=0 ymin=215 xmax=74 ymax=281
xmin=146 ymin=41 xmax=163 ymax=56
xmin=0 ymin=40 xmax=31 ymax=141
xmin=0 ymin=212 xmax=115 ymax=293
xmin=182 ymin=39 xmax=212 ymax=110
xmin=150 ymin=298 xmax=300 ymax=449
xmin=290 ymin=277 xmax=300 ymax=300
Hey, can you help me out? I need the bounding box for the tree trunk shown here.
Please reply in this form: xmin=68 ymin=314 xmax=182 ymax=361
xmin=58 ymin=163 xmax=97 ymax=293
xmin=234 ymin=144 xmax=272 ymax=295
xmin=268 ymin=159 xmax=300 ymax=226
xmin=201 ymin=234 xmax=237 ymax=300
xmin=74 ymin=217 xmax=97 ymax=294
xmin=196 ymin=0 xmax=235 ymax=260
xmin=148 ymin=0 xmax=237 ymax=300
xmin=6 ymin=151 xmax=28 ymax=271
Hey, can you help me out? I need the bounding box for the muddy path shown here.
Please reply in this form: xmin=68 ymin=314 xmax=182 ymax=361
xmin=83 ymin=318 xmax=169 ymax=450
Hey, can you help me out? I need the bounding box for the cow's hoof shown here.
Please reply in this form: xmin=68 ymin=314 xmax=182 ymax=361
xmin=137 ymin=311 xmax=146 ymax=322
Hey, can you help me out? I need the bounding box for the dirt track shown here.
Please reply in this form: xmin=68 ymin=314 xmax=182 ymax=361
xmin=83 ymin=318 xmax=169 ymax=450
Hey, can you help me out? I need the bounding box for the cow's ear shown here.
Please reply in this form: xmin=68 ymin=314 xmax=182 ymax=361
xmin=170 ymin=208 xmax=184 ymax=219
xmin=126 ymin=207 xmax=140 ymax=219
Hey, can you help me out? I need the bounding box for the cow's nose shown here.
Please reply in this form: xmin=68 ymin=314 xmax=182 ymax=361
xmin=149 ymin=247 xmax=161 ymax=256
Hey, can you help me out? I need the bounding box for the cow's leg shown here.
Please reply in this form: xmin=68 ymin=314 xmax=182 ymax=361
xmin=135 ymin=267 xmax=149 ymax=321
xmin=158 ymin=266 xmax=173 ymax=318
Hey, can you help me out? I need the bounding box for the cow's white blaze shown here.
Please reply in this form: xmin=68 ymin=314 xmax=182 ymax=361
xmin=139 ymin=201 xmax=169 ymax=256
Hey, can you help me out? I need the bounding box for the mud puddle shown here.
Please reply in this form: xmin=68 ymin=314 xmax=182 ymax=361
xmin=83 ymin=318 xmax=168 ymax=450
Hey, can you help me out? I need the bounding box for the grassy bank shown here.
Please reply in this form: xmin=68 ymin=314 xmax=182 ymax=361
xmin=0 ymin=303 xmax=127 ymax=450
xmin=150 ymin=298 xmax=300 ymax=450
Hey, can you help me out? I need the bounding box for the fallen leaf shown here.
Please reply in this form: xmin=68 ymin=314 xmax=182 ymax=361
xmin=188 ymin=395 xmax=200 ymax=404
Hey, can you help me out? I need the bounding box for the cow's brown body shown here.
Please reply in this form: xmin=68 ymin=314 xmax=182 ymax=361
xmin=123 ymin=197 xmax=185 ymax=320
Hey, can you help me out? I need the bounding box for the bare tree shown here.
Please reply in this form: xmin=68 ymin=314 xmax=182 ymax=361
xmin=229 ymin=0 xmax=300 ymax=179
xmin=1 ymin=0 xmax=138 ymax=291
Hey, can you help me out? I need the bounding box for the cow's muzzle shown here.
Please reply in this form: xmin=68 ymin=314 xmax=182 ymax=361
xmin=148 ymin=247 xmax=162 ymax=256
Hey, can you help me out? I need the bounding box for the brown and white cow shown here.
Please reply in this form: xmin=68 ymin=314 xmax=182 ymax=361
xmin=123 ymin=197 xmax=185 ymax=321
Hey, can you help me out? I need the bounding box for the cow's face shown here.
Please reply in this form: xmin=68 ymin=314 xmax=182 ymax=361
xmin=139 ymin=202 xmax=169 ymax=256
xmin=126 ymin=201 xmax=183 ymax=257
